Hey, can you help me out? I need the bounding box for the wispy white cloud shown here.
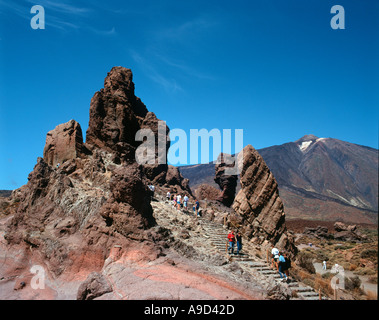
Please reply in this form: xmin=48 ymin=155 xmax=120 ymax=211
xmin=131 ymin=50 xmax=184 ymax=94
xmin=0 ymin=0 xmax=116 ymax=35
xmin=129 ymin=15 xmax=220 ymax=92
xmin=86 ymin=26 xmax=117 ymax=36
xmin=154 ymin=53 xmax=215 ymax=81
xmin=28 ymin=0 xmax=91 ymax=15
xmin=155 ymin=16 xmax=219 ymax=43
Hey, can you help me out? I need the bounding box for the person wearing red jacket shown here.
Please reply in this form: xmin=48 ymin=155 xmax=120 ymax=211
xmin=227 ymin=230 xmax=235 ymax=254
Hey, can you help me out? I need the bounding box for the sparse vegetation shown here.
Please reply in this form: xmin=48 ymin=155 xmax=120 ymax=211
xmin=297 ymin=252 xmax=316 ymax=274
xmin=344 ymin=276 xmax=362 ymax=293
xmin=289 ymin=221 xmax=378 ymax=300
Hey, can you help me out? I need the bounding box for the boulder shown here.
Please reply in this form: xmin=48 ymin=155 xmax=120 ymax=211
xmin=77 ymin=272 xmax=113 ymax=300
xmin=333 ymin=222 xmax=366 ymax=241
xmin=99 ymin=164 xmax=155 ymax=238
xmin=194 ymin=184 xmax=221 ymax=201
xmin=303 ymin=226 xmax=331 ymax=239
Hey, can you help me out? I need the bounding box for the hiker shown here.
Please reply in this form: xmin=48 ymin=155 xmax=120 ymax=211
xmin=271 ymin=247 xmax=279 ymax=269
xmin=183 ymin=195 xmax=189 ymax=211
xmin=194 ymin=199 xmax=200 ymax=217
xmin=283 ymin=252 xmax=291 ymax=279
xmin=322 ymin=260 xmax=327 ymax=270
xmin=176 ymin=194 xmax=182 ymax=210
xmin=56 ymin=163 xmax=60 ymax=169
xmin=166 ymin=191 xmax=171 ymax=202
xmin=149 ymin=184 xmax=155 ymax=200
xmin=278 ymin=252 xmax=288 ymax=282
xmin=173 ymin=195 xmax=177 ymax=207
xmin=227 ymin=230 xmax=235 ymax=254
xmin=236 ymin=232 xmax=242 ymax=255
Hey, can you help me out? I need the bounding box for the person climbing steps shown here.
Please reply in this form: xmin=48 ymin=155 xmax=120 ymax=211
xmin=227 ymin=230 xmax=235 ymax=254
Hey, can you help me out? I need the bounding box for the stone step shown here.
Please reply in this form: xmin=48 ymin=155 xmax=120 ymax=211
xmin=230 ymin=257 xmax=254 ymax=262
xmin=213 ymin=243 xmax=228 ymax=248
xmin=303 ymin=296 xmax=321 ymax=300
xmin=247 ymin=262 xmax=267 ymax=268
xmin=212 ymin=244 xmax=229 ymax=248
xmin=294 ymin=287 xmax=315 ymax=293
xmin=207 ymin=236 xmax=228 ymax=239
xmin=287 ymin=282 xmax=299 ymax=287
xmin=299 ymin=292 xmax=320 ymax=297
xmin=259 ymin=270 xmax=278 ymax=275
xmin=206 ymin=232 xmax=228 ymax=236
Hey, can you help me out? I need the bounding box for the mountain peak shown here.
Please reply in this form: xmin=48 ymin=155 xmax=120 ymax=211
xmin=296 ymin=134 xmax=319 ymax=143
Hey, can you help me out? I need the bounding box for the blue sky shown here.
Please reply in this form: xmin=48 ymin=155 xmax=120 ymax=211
xmin=0 ymin=0 xmax=378 ymax=190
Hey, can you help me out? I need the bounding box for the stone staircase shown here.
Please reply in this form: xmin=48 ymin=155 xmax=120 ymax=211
xmin=200 ymin=217 xmax=323 ymax=300
xmin=152 ymin=197 xmax=324 ymax=300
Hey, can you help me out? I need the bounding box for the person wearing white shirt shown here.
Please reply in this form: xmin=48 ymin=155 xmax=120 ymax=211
xmin=183 ymin=195 xmax=189 ymax=211
xmin=271 ymin=247 xmax=279 ymax=269
xmin=176 ymin=194 xmax=182 ymax=210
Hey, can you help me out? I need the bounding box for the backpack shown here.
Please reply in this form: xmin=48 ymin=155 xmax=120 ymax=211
xmin=285 ymin=257 xmax=291 ymax=269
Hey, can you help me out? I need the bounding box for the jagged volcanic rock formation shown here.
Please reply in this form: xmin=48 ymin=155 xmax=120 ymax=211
xmin=85 ymin=67 xmax=150 ymax=158
xmin=214 ymin=153 xmax=238 ymax=207
xmin=2 ymin=66 xmax=191 ymax=285
xmin=231 ymin=145 xmax=297 ymax=257
xmin=85 ymin=66 xmax=191 ymax=195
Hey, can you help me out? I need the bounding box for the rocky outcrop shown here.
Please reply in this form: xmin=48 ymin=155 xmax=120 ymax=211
xmin=3 ymin=66 xmax=190 ymax=283
xmin=214 ymin=153 xmax=238 ymax=207
xmin=333 ymin=222 xmax=367 ymax=241
xmin=231 ymin=145 xmax=297 ymax=257
xmin=99 ymin=164 xmax=155 ymax=239
xmin=85 ymin=67 xmax=149 ymax=159
xmin=43 ymin=120 xmax=88 ymax=167
xmin=194 ymin=184 xmax=221 ymax=201
xmin=85 ymin=66 xmax=170 ymax=166
xmin=303 ymin=226 xmax=331 ymax=239
xmin=84 ymin=66 xmax=190 ymax=196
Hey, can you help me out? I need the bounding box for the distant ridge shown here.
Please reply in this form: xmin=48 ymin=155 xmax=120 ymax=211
xmin=0 ymin=190 xmax=12 ymax=198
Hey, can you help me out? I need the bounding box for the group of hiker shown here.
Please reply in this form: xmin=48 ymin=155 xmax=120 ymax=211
xmin=151 ymin=184 xmax=293 ymax=283
xmin=166 ymin=191 xmax=200 ymax=217
xmin=271 ymin=247 xmax=292 ymax=282
xmin=227 ymin=230 xmax=243 ymax=255
xmin=227 ymin=231 xmax=292 ymax=282
xmin=148 ymin=184 xmax=201 ymax=217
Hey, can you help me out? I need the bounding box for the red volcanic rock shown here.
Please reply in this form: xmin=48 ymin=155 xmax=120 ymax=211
xmin=84 ymin=66 xmax=190 ymax=194
xmin=85 ymin=66 xmax=148 ymax=159
xmin=100 ymin=164 xmax=155 ymax=238
xmin=43 ymin=120 xmax=86 ymax=168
